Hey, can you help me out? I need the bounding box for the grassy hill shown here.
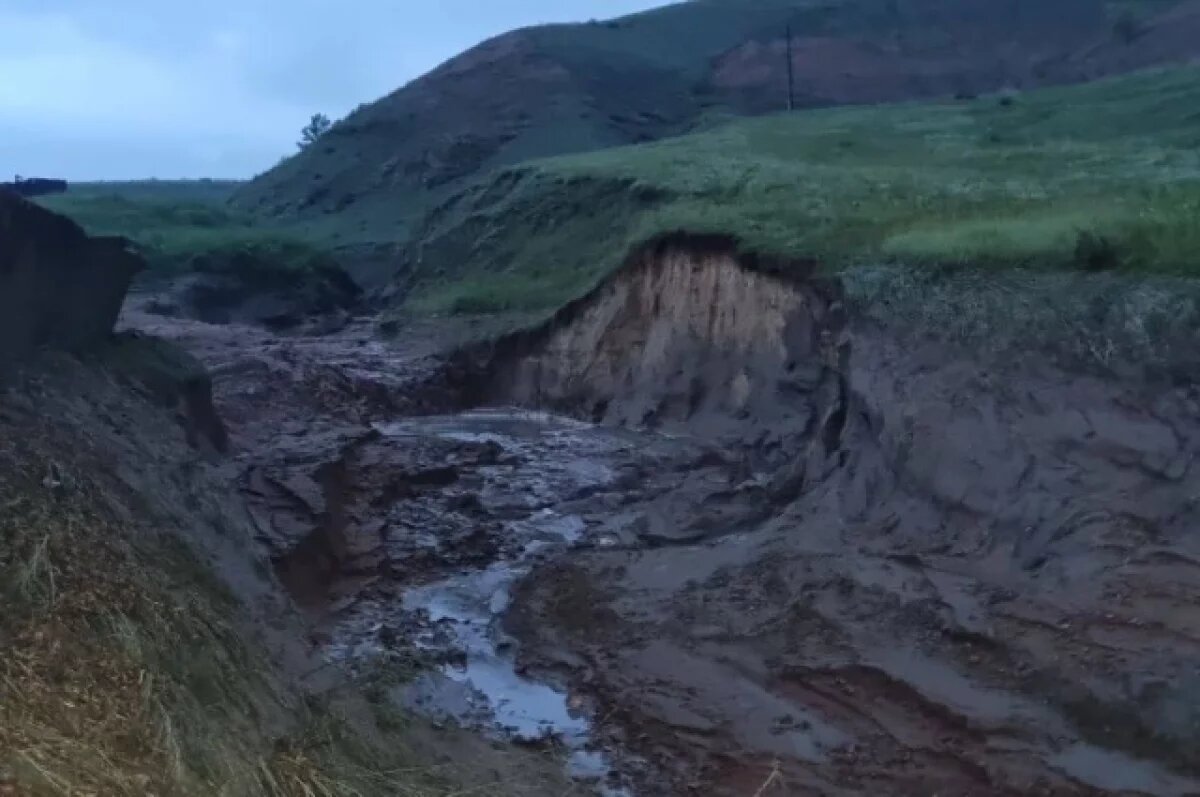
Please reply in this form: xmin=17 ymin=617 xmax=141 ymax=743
xmin=233 ymin=0 xmax=1195 ymax=262
xmin=52 ymin=180 xmax=244 ymax=205
xmin=392 ymin=65 xmax=1200 ymax=316
xmin=37 ymin=181 xmax=336 ymax=280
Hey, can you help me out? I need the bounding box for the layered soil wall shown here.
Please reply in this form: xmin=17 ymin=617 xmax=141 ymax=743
xmin=481 ymin=235 xmax=852 ymax=460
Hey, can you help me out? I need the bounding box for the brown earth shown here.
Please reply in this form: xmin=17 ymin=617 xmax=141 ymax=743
xmin=102 ymin=235 xmax=1200 ymax=796
xmin=0 ymin=191 xmax=141 ymax=375
xmin=476 ymin=238 xmax=1200 ymax=795
xmin=1052 ymin=0 xmax=1200 ymax=81
xmin=712 ymin=0 xmax=1200 ymax=111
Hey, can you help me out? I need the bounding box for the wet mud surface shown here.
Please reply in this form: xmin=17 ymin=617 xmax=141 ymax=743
xmin=126 ymin=253 xmax=1200 ymax=797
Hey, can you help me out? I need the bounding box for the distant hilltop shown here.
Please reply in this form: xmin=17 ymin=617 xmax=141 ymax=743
xmin=1 ymin=176 xmax=68 ymax=198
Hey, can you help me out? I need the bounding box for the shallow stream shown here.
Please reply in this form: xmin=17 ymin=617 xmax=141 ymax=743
xmin=325 ymin=409 xmax=665 ymax=795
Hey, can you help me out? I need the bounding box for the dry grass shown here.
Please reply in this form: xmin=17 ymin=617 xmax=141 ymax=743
xmin=0 ymin=472 xmax=181 ymax=795
xmin=0 ymin=391 xmax=454 ymax=797
xmin=261 ymin=712 xmax=449 ymax=797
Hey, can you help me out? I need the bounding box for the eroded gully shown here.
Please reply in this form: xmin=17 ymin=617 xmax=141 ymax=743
xmin=323 ymin=408 xmax=708 ymax=795
xmin=124 ymin=241 xmax=1200 ymax=797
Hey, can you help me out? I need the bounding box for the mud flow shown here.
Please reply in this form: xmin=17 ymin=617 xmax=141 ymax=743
xmin=323 ymin=409 xmax=696 ymax=795
xmin=129 ymin=238 xmax=1200 ymax=797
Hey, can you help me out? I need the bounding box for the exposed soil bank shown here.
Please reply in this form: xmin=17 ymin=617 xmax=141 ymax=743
xmin=489 ymin=235 xmax=841 ymax=429
xmin=1 ymin=191 xmax=142 ymax=375
xmin=119 ymin=235 xmax=1200 ymax=796
xmin=468 ymin=238 xmax=1200 ymax=795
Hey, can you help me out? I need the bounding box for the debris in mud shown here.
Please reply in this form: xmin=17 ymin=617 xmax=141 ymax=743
xmin=309 ymin=410 xmax=685 ymax=794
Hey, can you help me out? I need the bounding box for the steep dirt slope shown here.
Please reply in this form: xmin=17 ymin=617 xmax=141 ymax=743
xmin=233 ymin=0 xmax=1197 ymax=265
xmin=0 ymin=185 xmax=571 ymax=797
xmin=1 ymin=191 xmax=142 ymax=373
xmin=466 ymin=237 xmax=1200 ymax=795
xmin=483 ymin=234 xmax=842 ymax=437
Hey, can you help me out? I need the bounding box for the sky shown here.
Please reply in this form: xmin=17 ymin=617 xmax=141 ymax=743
xmin=0 ymin=1 xmax=665 ymax=181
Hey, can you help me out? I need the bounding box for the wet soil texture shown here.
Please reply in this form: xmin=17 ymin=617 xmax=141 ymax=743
xmin=126 ymin=241 xmax=1200 ymax=797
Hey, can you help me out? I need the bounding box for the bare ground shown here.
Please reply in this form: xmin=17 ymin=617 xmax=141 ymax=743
xmin=119 ymin=242 xmax=1200 ymax=797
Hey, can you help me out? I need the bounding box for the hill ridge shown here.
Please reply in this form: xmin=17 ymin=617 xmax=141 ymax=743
xmin=233 ymin=0 xmax=1196 ymax=279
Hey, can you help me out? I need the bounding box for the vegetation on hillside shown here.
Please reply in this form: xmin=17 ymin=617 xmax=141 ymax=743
xmin=233 ymin=0 xmax=1167 ymax=250
xmin=298 ymin=114 xmax=333 ymax=151
xmin=38 ymin=185 xmax=336 ymax=280
xmin=230 ymin=0 xmax=851 ymax=238
xmin=397 ymin=66 xmax=1200 ymax=317
xmin=55 ymin=179 xmax=244 ymax=204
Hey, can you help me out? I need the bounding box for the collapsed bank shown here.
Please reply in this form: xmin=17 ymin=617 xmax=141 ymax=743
xmin=3 ymin=191 xmax=1199 ymax=795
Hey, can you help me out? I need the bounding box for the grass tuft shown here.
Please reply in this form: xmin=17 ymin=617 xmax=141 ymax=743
xmin=0 ymin=383 xmax=455 ymax=796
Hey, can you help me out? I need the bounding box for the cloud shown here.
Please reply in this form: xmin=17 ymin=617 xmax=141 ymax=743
xmin=0 ymin=10 xmax=299 ymax=134
xmin=0 ymin=0 xmax=665 ymax=179
xmin=0 ymin=8 xmax=310 ymax=177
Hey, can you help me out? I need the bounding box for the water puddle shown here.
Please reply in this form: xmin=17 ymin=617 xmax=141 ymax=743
xmin=402 ymin=555 xmax=613 ymax=773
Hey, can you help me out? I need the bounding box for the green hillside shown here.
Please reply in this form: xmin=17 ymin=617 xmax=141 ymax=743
xmin=37 ymin=182 xmax=332 ymax=279
xmin=233 ymin=0 xmax=1145 ymax=260
xmin=231 ymin=0 xmax=854 ymax=242
xmin=395 ymin=66 xmax=1200 ymax=316
xmin=52 ymin=180 xmax=243 ymax=205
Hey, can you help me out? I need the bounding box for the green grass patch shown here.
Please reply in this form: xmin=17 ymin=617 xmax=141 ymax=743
xmin=59 ymin=179 xmax=244 ymax=205
xmin=398 ymin=65 xmax=1200 ymax=316
xmin=37 ymin=191 xmax=336 ymax=279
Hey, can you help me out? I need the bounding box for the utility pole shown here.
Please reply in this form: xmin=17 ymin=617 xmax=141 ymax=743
xmin=786 ymin=24 xmax=796 ymax=112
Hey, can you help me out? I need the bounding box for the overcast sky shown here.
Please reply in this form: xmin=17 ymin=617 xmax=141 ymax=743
xmin=0 ymin=1 xmax=664 ymax=181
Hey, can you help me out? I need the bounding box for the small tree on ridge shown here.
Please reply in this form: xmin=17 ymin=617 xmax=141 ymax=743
xmin=298 ymin=113 xmax=332 ymax=150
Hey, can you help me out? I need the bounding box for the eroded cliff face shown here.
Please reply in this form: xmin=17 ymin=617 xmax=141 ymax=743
xmin=490 ymin=236 xmax=847 ymax=440
xmin=468 ymin=236 xmax=1200 ymax=795
xmin=0 ymin=191 xmax=142 ymax=375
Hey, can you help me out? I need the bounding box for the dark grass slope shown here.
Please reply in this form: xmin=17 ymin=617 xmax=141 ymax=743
xmin=233 ymin=0 xmax=1190 ymax=256
xmin=393 ymin=65 xmax=1200 ymax=316
xmin=37 ymin=182 xmax=335 ymax=280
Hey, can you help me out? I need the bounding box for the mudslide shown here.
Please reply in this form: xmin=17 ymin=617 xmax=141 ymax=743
xmin=129 ymin=234 xmax=1200 ymax=796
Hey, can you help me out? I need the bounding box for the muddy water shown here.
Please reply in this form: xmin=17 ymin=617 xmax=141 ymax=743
xmin=324 ymin=409 xmax=696 ymax=795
